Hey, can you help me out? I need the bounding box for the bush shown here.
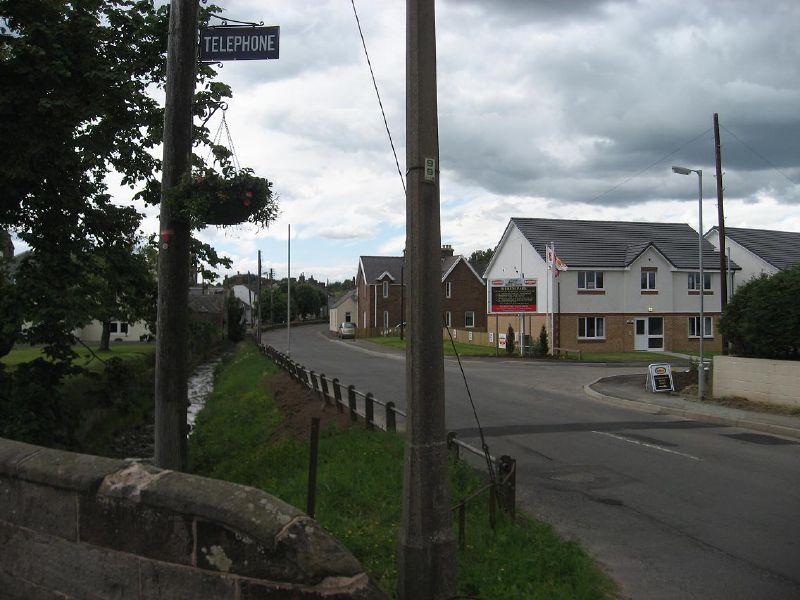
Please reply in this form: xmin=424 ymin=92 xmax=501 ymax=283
xmin=226 ymin=294 xmax=246 ymax=342
xmin=537 ymin=324 xmax=549 ymax=356
xmin=720 ymin=264 xmax=800 ymax=360
xmin=506 ymin=325 xmax=515 ymax=354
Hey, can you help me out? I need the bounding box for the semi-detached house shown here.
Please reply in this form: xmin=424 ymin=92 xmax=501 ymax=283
xmin=357 ymin=245 xmax=486 ymax=334
xmin=705 ymin=226 xmax=800 ymax=292
xmin=484 ymin=218 xmax=737 ymax=353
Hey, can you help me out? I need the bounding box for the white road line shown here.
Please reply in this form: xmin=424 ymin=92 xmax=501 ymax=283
xmin=591 ymin=430 xmax=703 ymax=462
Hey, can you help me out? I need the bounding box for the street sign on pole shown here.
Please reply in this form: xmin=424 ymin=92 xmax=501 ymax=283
xmin=199 ymin=26 xmax=280 ymax=61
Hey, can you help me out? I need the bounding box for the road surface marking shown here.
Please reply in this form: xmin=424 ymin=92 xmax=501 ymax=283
xmin=591 ymin=430 xmax=702 ymax=462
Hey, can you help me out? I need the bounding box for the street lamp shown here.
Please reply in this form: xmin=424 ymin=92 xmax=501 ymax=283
xmin=672 ymin=166 xmax=705 ymax=399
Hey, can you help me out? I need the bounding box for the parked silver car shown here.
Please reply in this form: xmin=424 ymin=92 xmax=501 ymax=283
xmin=338 ymin=322 xmax=356 ymax=339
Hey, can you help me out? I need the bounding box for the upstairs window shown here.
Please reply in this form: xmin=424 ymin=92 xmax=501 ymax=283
xmin=688 ymin=272 xmax=712 ymax=291
xmin=578 ymin=271 xmax=604 ymax=290
xmin=382 ymin=280 xmax=389 ymax=298
xmin=445 ymin=281 xmax=452 ymax=298
xmin=641 ymin=269 xmax=657 ymax=291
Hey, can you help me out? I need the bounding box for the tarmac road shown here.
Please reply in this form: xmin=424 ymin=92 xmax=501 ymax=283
xmin=263 ymin=324 xmax=800 ymax=600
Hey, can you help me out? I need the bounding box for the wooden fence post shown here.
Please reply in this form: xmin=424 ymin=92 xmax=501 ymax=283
xmin=332 ymin=378 xmax=343 ymax=413
xmin=385 ymin=402 xmax=396 ymax=432
xmin=496 ymin=455 xmax=516 ymax=519
xmin=365 ymin=392 xmax=374 ymax=431
xmin=320 ymin=374 xmax=331 ymax=406
xmin=347 ymin=385 xmax=357 ymax=422
xmin=307 ymin=417 xmax=320 ymax=518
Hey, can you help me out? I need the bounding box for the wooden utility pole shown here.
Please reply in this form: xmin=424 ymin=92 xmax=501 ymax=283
xmin=154 ymin=0 xmax=198 ymax=471
xmin=397 ymin=1 xmax=457 ymax=598
xmin=713 ymin=113 xmax=729 ymax=354
xmin=256 ymin=250 xmax=262 ymax=344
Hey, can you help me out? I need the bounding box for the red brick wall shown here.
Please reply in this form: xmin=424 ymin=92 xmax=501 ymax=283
xmin=557 ymin=313 xmax=723 ymax=353
xmin=442 ymin=260 xmax=487 ymax=331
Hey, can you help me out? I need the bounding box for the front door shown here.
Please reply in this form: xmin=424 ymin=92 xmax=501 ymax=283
xmin=635 ymin=317 xmax=664 ymax=351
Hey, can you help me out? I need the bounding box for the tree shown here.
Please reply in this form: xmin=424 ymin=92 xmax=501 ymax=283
xmin=0 ymin=0 xmax=233 ymax=362
xmin=537 ymin=324 xmax=549 ymax=356
xmin=506 ymin=324 xmax=515 ymax=355
xmin=720 ymin=265 xmax=800 ymax=360
xmin=468 ymin=248 xmax=494 ymax=277
xmin=293 ymin=283 xmax=326 ymax=319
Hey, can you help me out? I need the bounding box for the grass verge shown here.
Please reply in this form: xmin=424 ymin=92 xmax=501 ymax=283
xmin=367 ymin=336 xmax=507 ymax=357
xmin=189 ymin=343 xmax=616 ymax=599
xmin=1 ymin=342 xmax=154 ymax=370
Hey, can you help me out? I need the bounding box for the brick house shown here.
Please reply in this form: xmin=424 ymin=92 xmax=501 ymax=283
xmin=485 ymin=218 xmax=737 ymax=353
xmin=357 ymin=246 xmax=486 ymax=334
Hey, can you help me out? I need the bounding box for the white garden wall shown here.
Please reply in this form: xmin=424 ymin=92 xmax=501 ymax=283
xmin=713 ymin=356 xmax=800 ymax=407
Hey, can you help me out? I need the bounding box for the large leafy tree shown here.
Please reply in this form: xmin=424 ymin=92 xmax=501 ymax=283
xmin=0 ymin=0 xmax=232 ymax=362
xmin=720 ymin=264 xmax=800 ymax=360
xmin=468 ymin=248 xmax=494 ymax=277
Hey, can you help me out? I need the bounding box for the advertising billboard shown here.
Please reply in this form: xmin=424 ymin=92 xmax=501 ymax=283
xmin=489 ymin=278 xmax=537 ymax=313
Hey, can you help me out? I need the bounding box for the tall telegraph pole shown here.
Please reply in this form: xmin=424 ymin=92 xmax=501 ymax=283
xmin=713 ymin=113 xmax=728 ymax=354
xmin=154 ymin=0 xmax=198 ymax=470
xmin=397 ymin=1 xmax=457 ymax=598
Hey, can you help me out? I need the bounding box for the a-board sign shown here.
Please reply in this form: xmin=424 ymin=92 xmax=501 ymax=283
xmin=647 ymin=363 xmax=674 ymax=393
xmin=489 ymin=278 xmax=537 ymax=313
xmin=200 ymin=26 xmax=280 ymax=61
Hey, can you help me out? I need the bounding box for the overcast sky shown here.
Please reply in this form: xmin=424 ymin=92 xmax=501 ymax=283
xmin=134 ymin=0 xmax=800 ymax=282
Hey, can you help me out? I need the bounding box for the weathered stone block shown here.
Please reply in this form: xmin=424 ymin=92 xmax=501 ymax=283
xmin=142 ymin=470 xmax=303 ymax=542
xmin=138 ymin=558 xmax=237 ymax=599
xmin=0 ymin=477 xmax=77 ymax=540
xmin=239 ymin=573 xmax=387 ymax=600
xmin=79 ymin=495 xmax=194 ymax=566
xmin=0 ymin=520 xmax=140 ymax=600
xmin=0 ymin=438 xmax=43 ymax=477
xmin=14 ymin=446 xmax=127 ymax=493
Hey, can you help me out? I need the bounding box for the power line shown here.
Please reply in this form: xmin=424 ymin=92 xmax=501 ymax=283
xmin=720 ymin=124 xmax=798 ymax=186
xmin=350 ymin=0 xmax=406 ymax=195
xmin=587 ymin=127 xmax=713 ymax=203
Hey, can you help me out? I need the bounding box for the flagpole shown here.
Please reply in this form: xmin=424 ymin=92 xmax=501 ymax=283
xmin=550 ymin=241 xmax=555 ymax=354
xmin=545 ymin=243 xmax=550 ymax=354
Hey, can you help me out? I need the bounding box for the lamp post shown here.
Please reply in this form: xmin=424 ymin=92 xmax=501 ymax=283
xmin=672 ymin=166 xmax=704 ymax=399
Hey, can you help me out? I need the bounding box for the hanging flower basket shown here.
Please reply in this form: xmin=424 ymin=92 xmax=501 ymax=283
xmin=171 ymin=168 xmax=278 ymax=229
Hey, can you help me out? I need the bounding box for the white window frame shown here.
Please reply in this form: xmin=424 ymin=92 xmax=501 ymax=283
xmin=465 ymin=311 xmax=475 ymax=329
xmin=688 ymin=272 xmax=712 ymax=291
xmin=688 ymin=316 xmax=713 ymax=338
xmin=445 ymin=281 xmax=452 ymax=298
xmin=578 ymin=316 xmax=605 ymax=340
xmin=383 ymin=310 xmax=389 ymax=330
xmin=109 ymin=321 xmax=129 ymax=335
xmin=382 ymin=280 xmax=389 ymax=298
xmin=641 ymin=270 xmax=657 ymax=291
xmin=577 ymin=271 xmax=604 ymax=290
xmin=445 ymin=311 xmax=452 ymax=328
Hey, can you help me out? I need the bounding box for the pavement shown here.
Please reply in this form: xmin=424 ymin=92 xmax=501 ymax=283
xmin=585 ymin=373 xmax=800 ymax=442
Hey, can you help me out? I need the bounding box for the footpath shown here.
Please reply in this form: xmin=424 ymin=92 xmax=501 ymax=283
xmin=586 ymin=372 xmax=800 ymax=441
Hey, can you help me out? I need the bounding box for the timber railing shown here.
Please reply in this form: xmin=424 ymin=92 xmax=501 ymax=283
xmin=261 ymin=344 xmax=404 ymax=432
xmin=260 ymin=343 xmax=517 ymax=544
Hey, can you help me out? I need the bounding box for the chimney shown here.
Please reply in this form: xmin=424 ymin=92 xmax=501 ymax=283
xmin=441 ymin=244 xmax=454 ymax=258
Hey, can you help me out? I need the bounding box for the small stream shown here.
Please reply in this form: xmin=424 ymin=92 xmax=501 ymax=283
xmin=187 ymin=356 xmax=223 ymax=433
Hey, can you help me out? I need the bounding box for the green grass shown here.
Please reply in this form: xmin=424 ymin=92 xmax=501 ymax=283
xmin=367 ymin=336 xmax=504 ymax=357
xmin=568 ymin=351 xmax=674 ymax=362
xmin=189 ymin=342 xmax=615 ymax=599
xmin=367 ymin=337 xmax=687 ymax=363
xmin=1 ymin=342 xmax=154 ymax=370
